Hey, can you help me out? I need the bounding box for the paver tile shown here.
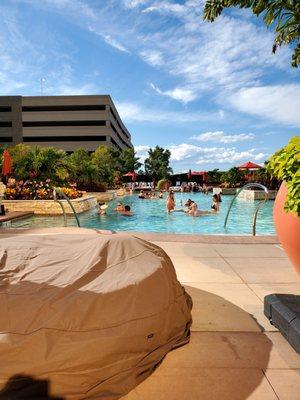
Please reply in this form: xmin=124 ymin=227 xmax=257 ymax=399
xmin=124 ymin=368 xmax=278 ymax=400
xmin=184 ymin=282 xmax=276 ymax=331
xmin=249 ymin=283 xmax=300 ymax=301
xmin=265 ymin=369 xmax=300 ymax=400
xmin=172 ymin=256 xmax=242 ymax=283
xmin=224 ymin=258 xmax=300 ymax=283
xmin=213 ymin=244 xmax=288 ymax=258
xmin=152 ymin=241 xmax=219 ymax=257
xmin=184 ymin=284 xmax=262 ymax=332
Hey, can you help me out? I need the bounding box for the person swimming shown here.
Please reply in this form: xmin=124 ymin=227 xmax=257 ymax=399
xmin=138 ymin=190 xmax=145 ymax=199
xmin=166 ymin=190 xmax=175 ymax=213
xmin=115 ymin=202 xmax=125 ymax=212
xmin=159 ymin=191 xmax=164 ymax=199
xmin=98 ymin=203 xmax=108 ymax=215
xmin=121 ymin=205 xmax=133 ymax=216
xmin=211 ymin=194 xmax=220 ymax=212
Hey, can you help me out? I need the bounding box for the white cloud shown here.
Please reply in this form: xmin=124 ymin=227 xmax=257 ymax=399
xmin=102 ymin=35 xmax=130 ymax=53
xmin=191 ymin=131 xmax=255 ymax=143
xmin=168 ymin=143 xmax=267 ymax=165
xmin=150 ymin=83 xmax=197 ymax=103
xmin=138 ymin=142 xmax=266 ymax=170
xmin=135 ymin=145 xmax=150 ymax=163
xmin=228 ymin=84 xmax=300 ymax=126
xmin=123 ymin=0 xmax=149 ymax=8
xmin=140 ymin=51 xmax=164 ymax=66
xmin=143 ymin=2 xmax=186 ymax=15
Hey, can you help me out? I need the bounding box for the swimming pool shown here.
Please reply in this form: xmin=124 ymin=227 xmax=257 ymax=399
xmin=12 ymin=192 xmax=276 ymax=235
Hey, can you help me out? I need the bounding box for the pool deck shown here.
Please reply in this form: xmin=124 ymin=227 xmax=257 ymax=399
xmin=0 ymin=227 xmax=299 ymax=400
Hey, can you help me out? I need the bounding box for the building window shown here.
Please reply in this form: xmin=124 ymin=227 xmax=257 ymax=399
xmin=0 ymin=137 xmax=13 ymax=142
xmin=23 ymin=120 xmax=106 ymax=127
xmin=0 ymin=122 xmax=12 ymax=127
xmin=0 ymin=106 xmax=12 ymax=112
xmin=110 ymin=107 xmax=130 ymax=139
xmin=23 ymin=135 xmax=107 ymax=142
xmin=22 ymin=105 xmax=106 ymax=112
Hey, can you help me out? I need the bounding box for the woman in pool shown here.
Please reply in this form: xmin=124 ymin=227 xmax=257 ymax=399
xmin=211 ymin=194 xmax=220 ymax=212
xmin=166 ymin=190 xmax=175 ymax=213
xmin=138 ymin=190 xmax=145 ymax=199
xmin=115 ymin=203 xmax=125 ymax=212
xmin=98 ymin=204 xmax=108 ymax=215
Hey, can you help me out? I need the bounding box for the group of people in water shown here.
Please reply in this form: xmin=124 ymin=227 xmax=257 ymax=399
xmin=98 ymin=202 xmax=133 ymax=216
xmin=166 ymin=190 xmax=221 ymax=216
xmin=99 ymin=189 xmax=221 ymax=218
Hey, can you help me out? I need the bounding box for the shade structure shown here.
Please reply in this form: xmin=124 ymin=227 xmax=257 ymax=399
xmin=0 ymin=231 xmax=192 ymax=400
xmin=2 ymin=149 xmax=12 ymax=176
xmin=123 ymin=171 xmax=137 ymax=181
xmin=238 ymin=161 xmax=262 ymax=170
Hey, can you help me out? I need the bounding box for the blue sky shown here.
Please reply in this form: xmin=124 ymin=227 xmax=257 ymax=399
xmin=1 ymin=0 xmax=299 ymax=172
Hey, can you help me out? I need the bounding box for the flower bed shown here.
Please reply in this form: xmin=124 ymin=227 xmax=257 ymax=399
xmin=4 ymin=179 xmax=82 ymax=200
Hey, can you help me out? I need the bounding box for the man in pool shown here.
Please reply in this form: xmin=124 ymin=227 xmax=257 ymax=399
xmin=121 ymin=205 xmax=133 ymax=216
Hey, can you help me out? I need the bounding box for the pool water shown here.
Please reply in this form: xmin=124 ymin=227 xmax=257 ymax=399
xmin=12 ymin=193 xmax=276 ymax=235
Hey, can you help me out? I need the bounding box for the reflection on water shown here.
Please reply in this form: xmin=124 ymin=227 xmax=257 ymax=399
xmin=12 ymin=193 xmax=275 ymax=235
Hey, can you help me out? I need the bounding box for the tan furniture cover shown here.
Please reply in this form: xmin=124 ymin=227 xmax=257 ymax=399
xmin=0 ymin=232 xmax=192 ymax=399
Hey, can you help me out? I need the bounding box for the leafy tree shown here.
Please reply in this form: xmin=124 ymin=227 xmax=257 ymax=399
xmin=203 ymin=0 xmax=300 ymax=67
xmin=68 ymin=148 xmax=98 ymax=187
xmin=30 ymin=146 xmax=69 ymax=182
xmin=91 ymin=145 xmax=116 ymax=187
xmin=207 ymin=168 xmax=223 ymax=183
xmin=9 ymin=144 xmax=69 ymax=183
xmin=221 ymin=167 xmax=246 ymax=186
xmin=8 ymin=144 xmax=32 ymax=180
xmin=118 ymin=148 xmax=141 ymax=175
xmin=144 ymin=146 xmax=173 ymax=181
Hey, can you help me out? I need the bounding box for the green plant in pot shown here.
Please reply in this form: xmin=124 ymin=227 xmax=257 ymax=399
xmin=266 ymin=136 xmax=300 ymax=274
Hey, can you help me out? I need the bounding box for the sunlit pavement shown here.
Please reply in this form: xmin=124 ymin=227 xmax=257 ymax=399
xmin=1 ymin=228 xmax=299 ymax=400
xmin=124 ymin=238 xmax=300 ymax=400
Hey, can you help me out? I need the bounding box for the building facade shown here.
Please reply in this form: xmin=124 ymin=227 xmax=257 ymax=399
xmin=0 ymin=95 xmax=132 ymax=152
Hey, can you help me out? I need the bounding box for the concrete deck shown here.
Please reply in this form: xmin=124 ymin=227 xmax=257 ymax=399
xmin=0 ymin=228 xmax=299 ymax=399
xmin=123 ymin=238 xmax=300 ymax=400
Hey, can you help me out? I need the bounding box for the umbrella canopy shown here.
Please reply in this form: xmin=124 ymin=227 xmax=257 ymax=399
xmin=238 ymin=161 xmax=262 ymax=170
xmin=123 ymin=171 xmax=137 ymax=181
xmin=191 ymin=171 xmax=207 ymax=176
xmin=2 ymin=149 xmax=12 ymax=177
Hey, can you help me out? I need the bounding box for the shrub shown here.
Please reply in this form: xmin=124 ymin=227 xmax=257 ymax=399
xmin=267 ymin=136 xmax=300 ymax=215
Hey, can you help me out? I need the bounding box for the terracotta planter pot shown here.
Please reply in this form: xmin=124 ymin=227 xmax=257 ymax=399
xmin=273 ymin=183 xmax=300 ymax=274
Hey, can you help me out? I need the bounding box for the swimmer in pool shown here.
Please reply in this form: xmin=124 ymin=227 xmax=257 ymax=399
xmin=121 ymin=205 xmax=133 ymax=216
xmin=115 ymin=202 xmax=125 ymax=212
xmin=166 ymin=191 xmax=175 ymax=213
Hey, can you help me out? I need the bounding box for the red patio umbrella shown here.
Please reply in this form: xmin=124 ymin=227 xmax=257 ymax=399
xmin=2 ymin=149 xmax=12 ymax=177
xmin=238 ymin=161 xmax=262 ymax=170
xmin=123 ymin=171 xmax=137 ymax=181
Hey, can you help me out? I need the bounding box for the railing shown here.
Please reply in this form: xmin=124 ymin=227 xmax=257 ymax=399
xmin=53 ymin=187 xmax=81 ymax=227
xmin=224 ymin=183 xmax=269 ymax=236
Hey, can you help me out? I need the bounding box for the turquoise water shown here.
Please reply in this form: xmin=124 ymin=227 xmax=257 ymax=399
xmin=12 ymin=193 xmax=275 ymax=235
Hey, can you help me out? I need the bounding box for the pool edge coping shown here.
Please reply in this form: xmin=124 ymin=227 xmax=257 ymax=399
xmin=0 ymin=227 xmax=279 ymax=244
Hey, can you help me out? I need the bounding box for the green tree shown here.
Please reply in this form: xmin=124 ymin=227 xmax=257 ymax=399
xmin=221 ymin=167 xmax=246 ymax=186
xmin=68 ymin=148 xmax=98 ymax=187
xmin=9 ymin=144 xmax=69 ymax=183
xmin=203 ymin=1 xmax=300 ymax=67
xmin=118 ymin=148 xmax=141 ymax=175
xmin=91 ymin=145 xmax=117 ymax=187
xmin=144 ymin=146 xmax=173 ymax=181
xmin=207 ymin=168 xmax=223 ymax=183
